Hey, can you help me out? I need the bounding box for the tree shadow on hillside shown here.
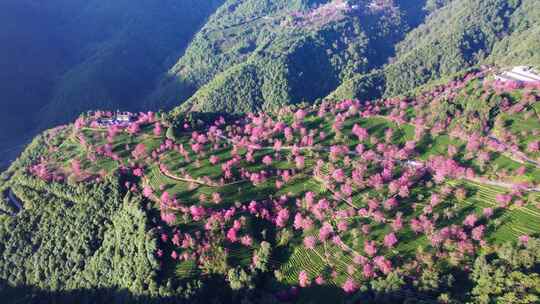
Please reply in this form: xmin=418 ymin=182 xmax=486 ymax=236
xmin=1 ymin=277 xmax=466 ymax=304
xmin=0 ymin=284 xmax=181 ymax=304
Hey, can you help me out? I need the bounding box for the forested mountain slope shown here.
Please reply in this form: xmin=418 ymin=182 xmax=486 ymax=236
xmin=0 ymin=0 xmax=77 ymax=169
xmin=155 ymin=0 xmax=424 ymax=114
xmin=158 ymin=0 xmax=540 ymax=114
xmin=327 ymin=0 xmax=540 ymax=101
xmin=3 ymin=1 xmax=540 ymax=302
xmin=40 ymin=0 xmax=225 ymax=128
xmin=382 ymin=0 xmax=540 ymax=97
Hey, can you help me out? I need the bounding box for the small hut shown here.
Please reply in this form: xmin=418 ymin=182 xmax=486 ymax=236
xmin=116 ymin=111 xmax=135 ymax=122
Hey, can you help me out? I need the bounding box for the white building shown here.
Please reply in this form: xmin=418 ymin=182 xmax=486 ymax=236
xmin=495 ymin=66 xmax=540 ymax=84
xmin=116 ymin=111 xmax=135 ymax=122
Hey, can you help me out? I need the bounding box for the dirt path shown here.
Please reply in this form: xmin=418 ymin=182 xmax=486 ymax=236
xmin=466 ymin=177 xmax=540 ymax=192
xmin=158 ymin=165 xmax=247 ymax=188
xmin=488 ymin=135 xmax=540 ymax=168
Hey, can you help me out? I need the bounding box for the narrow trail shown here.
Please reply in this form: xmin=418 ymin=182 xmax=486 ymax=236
xmin=158 ymin=164 xmax=247 ymax=188
xmin=466 ymin=177 xmax=540 ymax=192
xmin=362 ymin=111 xmax=540 ymax=170
xmin=487 ymin=135 xmax=540 ymax=169
xmin=159 ymin=165 xmax=218 ymax=186
xmin=373 ymin=112 xmax=540 ymax=169
xmin=217 ymin=134 xmax=372 ymax=156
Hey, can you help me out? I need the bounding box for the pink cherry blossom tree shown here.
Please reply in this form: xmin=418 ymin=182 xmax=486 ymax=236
xmin=154 ymin=122 xmax=163 ymax=136
xmin=383 ymin=232 xmax=398 ymax=248
xmin=298 ymin=270 xmax=310 ymax=287
xmin=342 ymin=278 xmax=358 ymax=293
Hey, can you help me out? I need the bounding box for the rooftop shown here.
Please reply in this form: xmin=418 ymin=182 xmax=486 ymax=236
xmin=495 ymin=66 xmax=540 ymax=83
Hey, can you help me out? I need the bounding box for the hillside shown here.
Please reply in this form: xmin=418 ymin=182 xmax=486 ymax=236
xmin=40 ymin=0 xmax=226 ymax=127
xmin=154 ymin=0 xmax=422 ymax=113
xmin=155 ymin=0 xmax=540 ymax=113
xmin=326 ymin=0 xmax=540 ymax=102
xmin=1 ymin=72 xmax=540 ymax=303
xmin=382 ymin=0 xmax=540 ymax=97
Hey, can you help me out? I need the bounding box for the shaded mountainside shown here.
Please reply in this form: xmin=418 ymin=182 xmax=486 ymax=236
xmin=0 ymin=0 xmax=223 ymax=168
xmin=40 ymin=0 xmax=226 ymax=128
xmin=1 ymin=72 xmax=540 ymax=303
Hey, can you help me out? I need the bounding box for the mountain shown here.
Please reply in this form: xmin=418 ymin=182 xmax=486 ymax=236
xmin=2 ymin=2 xmax=540 ymax=301
xmin=327 ymin=0 xmax=540 ymax=101
xmin=153 ymin=0 xmax=540 ymax=114
xmin=0 ymin=0 xmax=74 ymax=169
xmin=1 ymin=71 xmax=540 ymax=303
xmin=40 ymin=0 xmax=226 ymax=127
